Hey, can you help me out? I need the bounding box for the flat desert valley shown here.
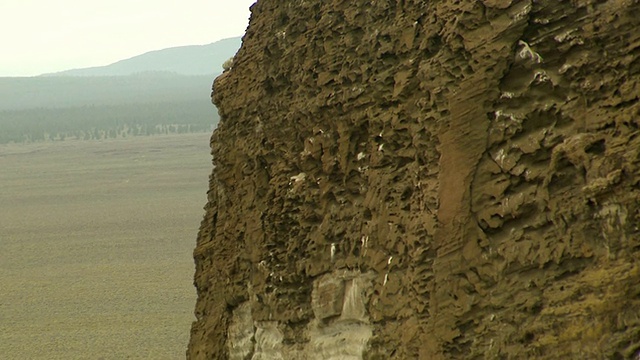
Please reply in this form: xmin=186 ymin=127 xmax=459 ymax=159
xmin=0 ymin=133 xmax=212 ymax=359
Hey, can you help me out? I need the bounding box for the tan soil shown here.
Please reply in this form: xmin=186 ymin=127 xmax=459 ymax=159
xmin=0 ymin=134 xmax=211 ymax=359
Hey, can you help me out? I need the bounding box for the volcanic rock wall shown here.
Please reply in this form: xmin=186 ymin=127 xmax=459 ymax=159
xmin=188 ymin=0 xmax=640 ymax=358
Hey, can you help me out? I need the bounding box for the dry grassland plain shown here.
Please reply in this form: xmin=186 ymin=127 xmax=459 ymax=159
xmin=0 ymin=133 xmax=212 ymax=359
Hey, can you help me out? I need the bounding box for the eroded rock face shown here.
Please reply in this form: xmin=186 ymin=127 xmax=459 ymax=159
xmin=188 ymin=0 xmax=640 ymax=358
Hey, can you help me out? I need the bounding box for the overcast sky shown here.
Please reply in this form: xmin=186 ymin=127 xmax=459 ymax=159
xmin=0 ymin=0 xmax=256 ymax=77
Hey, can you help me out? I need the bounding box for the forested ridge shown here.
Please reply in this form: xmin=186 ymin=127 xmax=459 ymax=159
xmin=0 ymin=75 xmax=214 ymax=110
xmin=0 ymin=100 xmax=218 ymax=144
xmin=0 ymin=75 xmax=219 ymax=144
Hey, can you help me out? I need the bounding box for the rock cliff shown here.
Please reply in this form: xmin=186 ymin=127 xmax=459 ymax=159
xmin=188 ymin=0 xmax=640 ymax=358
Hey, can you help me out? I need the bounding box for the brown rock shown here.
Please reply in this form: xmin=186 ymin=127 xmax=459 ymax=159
xmin=188 ymin=0 xmax=640 ymax=358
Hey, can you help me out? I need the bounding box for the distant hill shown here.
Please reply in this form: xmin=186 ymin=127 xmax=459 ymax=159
xmin=0 ymin=38 xmax=236 ymax=143
xmin=42 ymin=37 xmax=242 ymax=77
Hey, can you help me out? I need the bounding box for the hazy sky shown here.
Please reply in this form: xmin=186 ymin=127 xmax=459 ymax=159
xmin=0 ymin=0 xmax=256 ymax=77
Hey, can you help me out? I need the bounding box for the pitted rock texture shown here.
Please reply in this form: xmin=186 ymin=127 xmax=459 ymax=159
xmin=188 ymin=0 xmax=640 ymax=359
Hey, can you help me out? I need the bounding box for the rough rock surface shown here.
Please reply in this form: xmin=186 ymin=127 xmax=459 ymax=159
xmin=188 ymin=0 xmax=640 ymax=358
